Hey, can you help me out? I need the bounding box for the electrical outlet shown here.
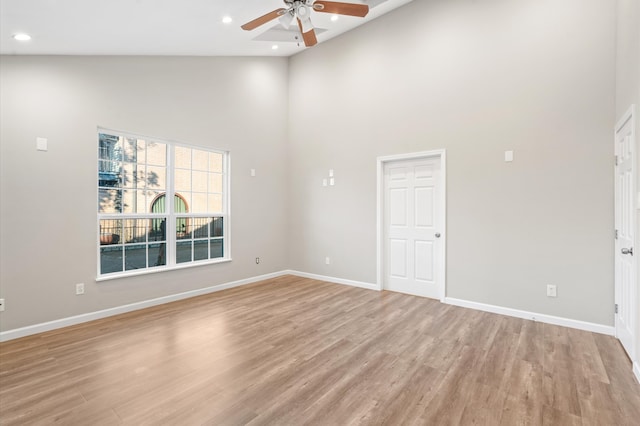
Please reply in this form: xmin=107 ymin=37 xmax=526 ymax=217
xmin=0 ymin=298 xmax=4 ymax=312
xmin=325 ymin=257 xmax=331 ymax=265
xmin=76 ymin=283 xmax=85 ymax=295
xmin=255 ymin=257 xmax=260 ymax=264
xmin=546 ymin=284 xmax=557 ymax=297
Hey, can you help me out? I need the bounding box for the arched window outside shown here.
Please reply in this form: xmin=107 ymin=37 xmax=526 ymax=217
xmin=150 ymin=193 xmax=188 ymax=240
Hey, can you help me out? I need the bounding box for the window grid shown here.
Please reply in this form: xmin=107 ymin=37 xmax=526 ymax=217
xmin=98 ymin=129 xmax=229 ymax=278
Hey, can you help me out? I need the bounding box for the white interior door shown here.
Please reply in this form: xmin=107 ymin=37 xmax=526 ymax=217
xmin=615 ymin=106 xmax=637 ymax=361
xmin=384 ymin=157 xmax=443 ymax=299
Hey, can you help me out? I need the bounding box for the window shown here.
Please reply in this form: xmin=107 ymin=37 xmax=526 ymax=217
xmin=98 ymin=129 xmax=229 ymax=278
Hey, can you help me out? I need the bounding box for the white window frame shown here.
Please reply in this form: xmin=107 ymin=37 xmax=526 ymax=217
xmin=96 ymin=128 xmax=231 ymax=281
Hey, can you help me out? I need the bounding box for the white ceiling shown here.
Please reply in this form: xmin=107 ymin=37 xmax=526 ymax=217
xmin=0 ymin=0 xmax=413 ymax=57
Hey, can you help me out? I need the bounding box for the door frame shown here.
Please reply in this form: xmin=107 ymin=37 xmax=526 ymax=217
xmin=376 ymin=149 xmax=447 ymax=300
xmin=615 ymin=104 xmax=637 ymax=362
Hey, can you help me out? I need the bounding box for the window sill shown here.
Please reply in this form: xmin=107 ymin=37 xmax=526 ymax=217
xmin=96 ymin=257 xmax=232 ymax=282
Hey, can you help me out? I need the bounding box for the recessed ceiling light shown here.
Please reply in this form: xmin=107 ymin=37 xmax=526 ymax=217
xmin=222 ymin=16 xmax=232 ymax=24
xmin=272 ymin=45 xmax=279 ymax=50
xmin=330 ymin=15 xmax=339 ymax=22
xmin=13 ymin=33 xmax=31 ymax=41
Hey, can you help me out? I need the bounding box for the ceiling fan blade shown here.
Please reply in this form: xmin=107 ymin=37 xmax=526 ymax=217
xmin=297 ymin=17 xmax=318 ymax=47
xmin=312 ymin=1 xmax=369 ymax=17
xmin=241 ymin=8 xmax=288 ymax=31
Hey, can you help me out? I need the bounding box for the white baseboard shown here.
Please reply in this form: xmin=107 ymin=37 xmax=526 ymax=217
xmin=634 ymin=362 xmax=640 ymax=384
xmin=444 ymin=297 xmax=615 ymax=336
xmin=0 ymin=271 xmax=288 ymax=342
xmin=0 ymin=271 xmax=617 ymax=343
xmin=285 ymin=270 xmax=380 ymax=291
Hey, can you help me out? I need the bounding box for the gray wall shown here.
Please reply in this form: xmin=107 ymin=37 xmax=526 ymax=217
xmin=616 ymin=0 xmax=640 ymax=368
xmin=0 ymin=0 xmax=623 ymax=333
xmin=288 ymin=0 xmax=616 ymax=325
xmin=0 ymin=56 xmax=290 ymax=331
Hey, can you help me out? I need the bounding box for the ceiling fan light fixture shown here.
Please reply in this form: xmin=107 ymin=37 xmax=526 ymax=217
xmin=278 ymin=12 xmax=295 ymax=29
xmin=272 ymin=45 xmax=279 ymax=50
xmin=222 ymin=16 xmax=233 ymax=24
xmin=330 ymin=15 xmax=339 ymax=22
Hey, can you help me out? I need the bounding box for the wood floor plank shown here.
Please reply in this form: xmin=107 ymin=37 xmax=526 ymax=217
xmin=1 ymin=276 xmax=639 ymax=425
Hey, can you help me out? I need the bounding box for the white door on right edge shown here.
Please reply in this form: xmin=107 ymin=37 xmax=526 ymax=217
xmin=615 ymin=108 xmax=636 ymax=361
xmin=384 ymin=157 xmax=443 ymax=299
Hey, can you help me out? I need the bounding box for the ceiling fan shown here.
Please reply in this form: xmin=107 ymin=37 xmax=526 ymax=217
xmin=241 ymin=0 xmax=369 ymax=47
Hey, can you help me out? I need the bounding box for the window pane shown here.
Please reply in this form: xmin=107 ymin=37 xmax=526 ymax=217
xmin=99 ymin=188 xmax=122 ymax=213
xmin=149 ymin=218 xmax=167 ymax=242
xmin=208 ymin=194 xmax=223 ymax=213
xmin=136 ymin=139 xmax=146 ymax=159
xmin=99 ymin=133 xmax=122 ymax=162
xmin=192 ymin=171 xmax=207 ymax=192
xmin=175 ymin=169 xmax=191 ymax=192
xmin=125 ymin=244 xmax=146 ymax=270
xmin=210 ymin=239 xmax=223 ymax=259
xmin=175 ymin=146 xmax=191 ymax=169
xmin=99 ymin=161 xmax=121 ymax=187
xmin=145 ymin=166 xmax=166 ymax=190
xmin=122 ymin=162 xmax=141 ymax=188
xmin=208 ymin=173 xmax=223 ymax=193
xmin=175 ymin=193 xmax=190 ymax=213
xmin=123 ymin=138 xmax=139 ymax=163
xmin=209 ymin=152 xmax=223 ymax=173
xmin=148 ymin=192 xmax=165 ymax=213
xmin=139 ymin=191 xmax=151 ymax=213
xmin=122 ymin=189 xmax=135 ymax=214
xmin=193 ymin=149 xmax=208 ymax=171
xmin=100 ymin=219 xmax=122 ymax=245
xmin=122 ymin=189 xmax=148 ymax=214
xmin=192 ymin=217 xmax=210 ymax=239
xmin=211 ymin=217 xmax=223 ymax=237
xmin=101 ymin=246 xmax=123 ymax=274
xmin=194 ymin=240 xmax=208 ymax=261
xmin=146 ymin=142 xmax=166 ymax=166
xmin=176 ymin=218 xmax=189 ymax=239
xmin=149 ymin=243 xmax=166 ymax=266
xmin=176 ymin=241 xmax=192 ymax=263
xmin=192 ymin=193 xmax=207 ymax=213
xmin=123 ymin=219 xmax=148 ymax=244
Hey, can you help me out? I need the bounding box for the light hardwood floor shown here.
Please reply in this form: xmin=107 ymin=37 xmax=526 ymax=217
xmin=1 ymin=275 xmax=639 ymax=425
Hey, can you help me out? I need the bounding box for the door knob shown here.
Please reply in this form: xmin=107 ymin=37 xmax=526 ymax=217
xmin=622 ymin=247 xmax=634 ymax=255
xmin=435 ymin=233 xmax=441 ymax=238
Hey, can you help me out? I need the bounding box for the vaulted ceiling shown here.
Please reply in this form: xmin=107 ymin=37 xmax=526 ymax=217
xmin=1 ymin=0 xmax=413 ymax=56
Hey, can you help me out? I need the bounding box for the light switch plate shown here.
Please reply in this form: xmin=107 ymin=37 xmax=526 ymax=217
xmin=36 ymin=137 xmax=48 ymax=151
xmin=250 ymin=169 xmax=256 ymax=177
xmin=504 ymin=150 xmax=513 ymax=162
